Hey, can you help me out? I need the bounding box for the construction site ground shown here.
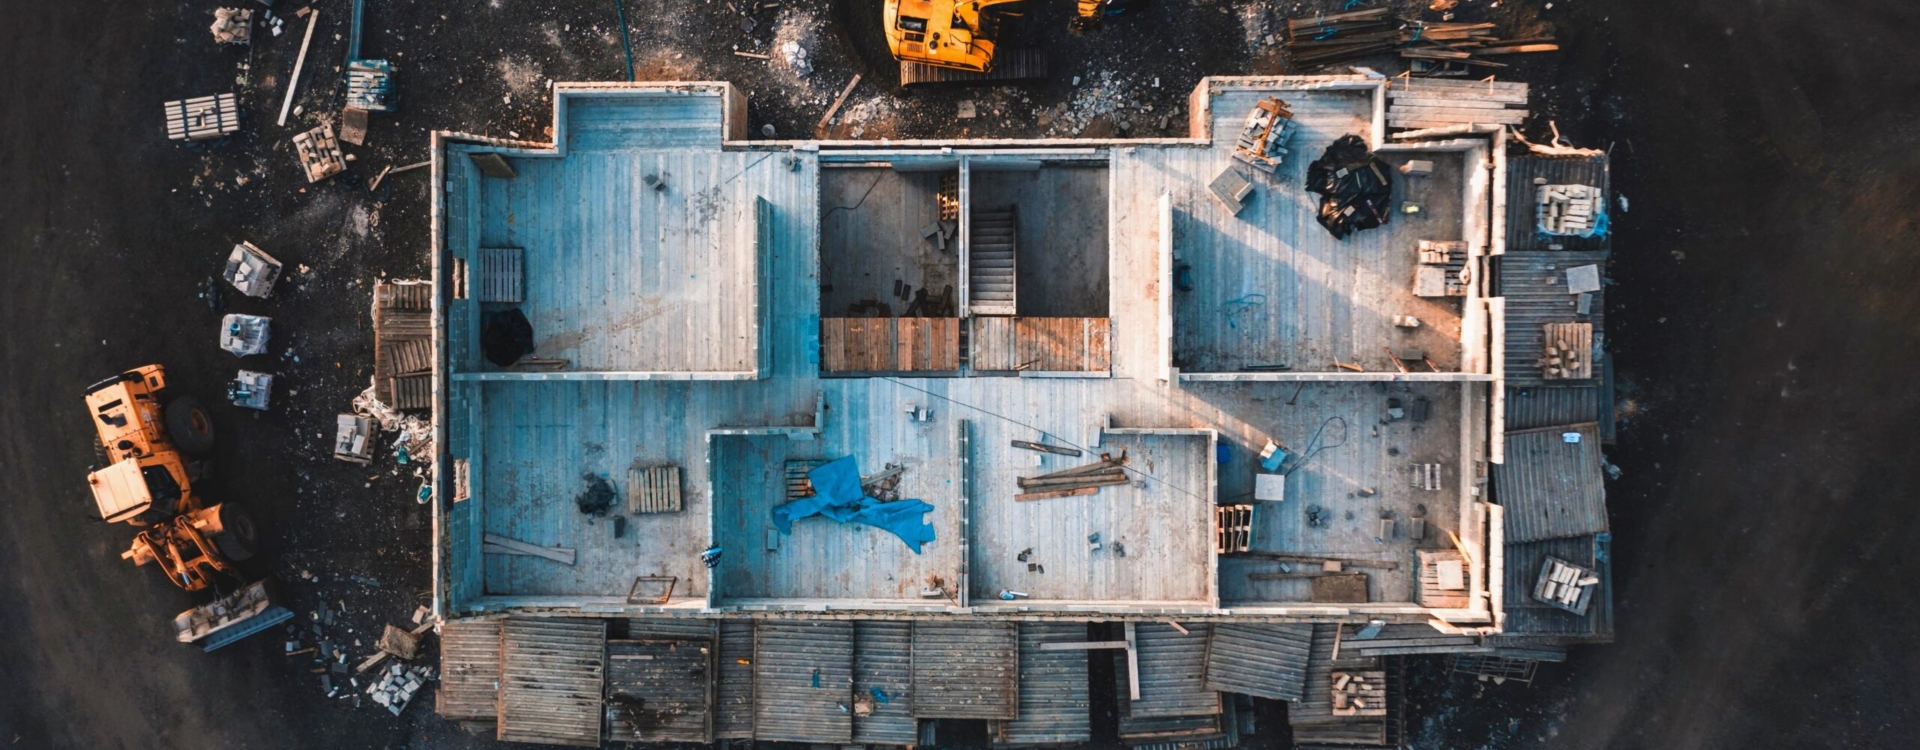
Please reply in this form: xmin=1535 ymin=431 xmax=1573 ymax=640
xmin=2 ymin=0 xmax=1917 ymax=748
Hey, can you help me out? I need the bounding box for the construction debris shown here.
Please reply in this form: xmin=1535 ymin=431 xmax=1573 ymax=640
xmin=366 ymin=662 xmax=434 ymax=716
xmin=210 ymin=8 xmax=252 ymax=45
xmin=346 ymin=60 xmax=397 ymax=112
xmin=1329 ymin=669 xmax=1387 ymax=716
xmin=334 ymin=414 xmax=375 ymax=464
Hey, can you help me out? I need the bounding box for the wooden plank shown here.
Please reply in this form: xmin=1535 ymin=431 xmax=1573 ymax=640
xmin=1389 ymin=106 xmax=1528 ymax=124
xmin=1015 ymin=486 xmax=1100 ymax=502
xmin=277 ymin=10 xmax=320 ymax=126
xmin=1123 ymin=622 xmax=1139 ymax=702
xmin=483 ymin=533 xmax=577 ymax=565
xmin=1386 ymin=96 xmax=1518 ymax=110
xmin=815 ymin=74 xmax=862 ymax=136
xmin=1476 ymin=43 xmax=1560 ymax=55
xmin=1012 ymin=440 xmax=1082 ymax=457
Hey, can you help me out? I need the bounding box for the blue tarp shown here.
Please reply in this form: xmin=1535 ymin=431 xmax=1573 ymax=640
xmin=771 ymin=456 xmax=936 ymax=554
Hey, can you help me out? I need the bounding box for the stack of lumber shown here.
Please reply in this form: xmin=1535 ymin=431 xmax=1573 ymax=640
xmin=1284 ymin=9 xmax=1398 ymax=67
xmin=1399 ymin=21 xmax=1558 ymax=70
xmin=1532 ymin=555 xmax=1600 ymax=614
xmin=1014 ymin=453 xmax=1130 ymax=501
xmin=1282 ymin=10 xmax=1556 ymax=70
xmin=1386 ymin=78 xmax=1529 ymax=130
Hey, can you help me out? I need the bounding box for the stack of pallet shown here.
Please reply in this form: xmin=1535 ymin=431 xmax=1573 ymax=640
xmin=1386 ymin=78 xmax=1529 ymax=131
xmin=1215 ymin=505 xmax=1253 ymax=553
xmin=372 ymin=280 xmax=433 ymax=411
xmin=1532 ymin=555 xmax=1600 ymax=614
xmin=1231 ymin=98 xmax=1296 ymax=173
xmin=1014 ymin=453 xmax=1130 ymax=501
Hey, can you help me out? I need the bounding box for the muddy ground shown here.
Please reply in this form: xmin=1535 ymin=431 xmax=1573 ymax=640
xmin=2 ymin=0 xmax=1918 ymax=748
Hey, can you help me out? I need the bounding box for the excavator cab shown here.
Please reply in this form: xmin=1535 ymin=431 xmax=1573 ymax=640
xmin=886 ymin=0 xmax=1005 ymax=72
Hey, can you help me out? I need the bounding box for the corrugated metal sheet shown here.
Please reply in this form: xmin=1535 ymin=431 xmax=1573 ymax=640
xmin=1123 ymin=622 xmax=1220 ymax=718
xmin=911 ymin=621 xmax=1019 ymax=719
xmin=715 ymin=621 xmax=755 ymax=739
xmin=497 ymin=617 xmax=607 ymax=748
xmin=1504 ymin=385 xmax=1601 ymax=432
xmin=605 ymin=638 xmax=713 ymax=743
xmin=1505 ymin=154 xmax=1611 ymax=252
xmin=1497 ymin=250 xmax=1609 ymax=388
xmin=1494 ymin=424 xmax=1609 ymax=543
xmin=1503 ymin=534 xmax=1614 ymax=642
xmin=435 ymin=619 xmax=501 ymax=720
xmin=627 ymin=618 xmax=716 ymax=640
xmin=854 ymin=621 xmax=917 ymax=746
xmin=753 ymin=620 xmax=854 ymax=743
xmin=1339 ymin=623 xmax=1483 ymax=658
xmin=1202 ymin=623 xmax=1312 ymax=701
xmin=1290 ymin=624 xmax=1383 ymax=726
xmin=993 ymin=622 xmax=1092 ymax=746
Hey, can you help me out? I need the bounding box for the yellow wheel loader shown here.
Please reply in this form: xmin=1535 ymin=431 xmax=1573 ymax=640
xmin=84 ymin=365 xmax=258 ymax=591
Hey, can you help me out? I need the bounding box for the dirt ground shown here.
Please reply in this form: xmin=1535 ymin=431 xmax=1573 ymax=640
xmin=2 ymin=0 xmax=1918 ymax=748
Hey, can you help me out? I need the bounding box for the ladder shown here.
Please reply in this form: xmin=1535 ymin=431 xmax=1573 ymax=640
xmin=969 ymin=207 xmax=1018 ymax=316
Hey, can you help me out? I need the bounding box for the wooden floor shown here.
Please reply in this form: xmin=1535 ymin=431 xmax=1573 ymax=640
xmin=449 ymin=84 xmax=1485 ymax=612
xmin=1197 ymin=381 xmax=1467 ymax=605
xmin=968 ymin=432 xmax=1215 ymax=606
xmin=972 ymin=166 xmax=1110 ymax=317
xmin=820 ymin=168 xmax=958 ymax=317
xmin=1105 ymin=89 xmax=1468 ymax=374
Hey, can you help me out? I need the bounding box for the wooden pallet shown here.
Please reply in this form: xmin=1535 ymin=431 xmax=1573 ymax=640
xmin=388 ymin=372 xmax=431 ymax=411
xmin=1215 ymin=505 xmax=1253 ymax=553
xmin=292 ymin=124 xmax=346 ymax=183
xmin=626 ymin=466 xmax=683 ymax=514
xmin=164 ymin=93 xmax=240 ymax=141
xmin=384 ymin=338 xmax=432 ymax=375
xmin=477 ymin=247 xmax=524 ymax=303
xmin=785 ymin=460 xmax=828 ymax=500
xmin=900 ymin=48 xmax=1047 ymax=86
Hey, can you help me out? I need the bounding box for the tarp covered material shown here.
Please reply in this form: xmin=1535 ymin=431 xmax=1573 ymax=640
xmin=772 ymin=456 xmax=936 ymax=553
xmin=1305 ymin=134 xmax=1393 ymax=240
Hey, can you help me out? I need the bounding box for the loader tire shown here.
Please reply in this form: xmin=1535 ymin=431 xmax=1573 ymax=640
xmin=211 ymin=504 xmax=257 ymax=562
xmin=166 ymin=396 xmax=215 ymax=457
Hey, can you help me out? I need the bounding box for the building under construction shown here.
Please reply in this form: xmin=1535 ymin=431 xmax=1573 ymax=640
xmin=422 ymin=76 xmax=1615 ymax=747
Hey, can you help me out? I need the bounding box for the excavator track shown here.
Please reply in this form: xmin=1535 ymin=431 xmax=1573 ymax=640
xmin=900 ymin=49 xmax=1048 ymax=86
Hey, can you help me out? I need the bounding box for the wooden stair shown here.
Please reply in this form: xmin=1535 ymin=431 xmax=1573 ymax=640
xmin=969 ymin=207 xmax=1018 ymax=316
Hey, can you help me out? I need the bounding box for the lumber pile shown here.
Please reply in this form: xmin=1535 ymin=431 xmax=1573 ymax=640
xmin=1329 ymin=670 xmax=1387 ymax=716
xmin=1014 ymin=452 xmax=1130 ymax=501
xmin=1282 ymin=9 xmax=1556 ymax=71
xmin=1386 ymin=78 xmax=1529 ymax=130
xmin=1532 ymin=555 xmax=1600 ymax=614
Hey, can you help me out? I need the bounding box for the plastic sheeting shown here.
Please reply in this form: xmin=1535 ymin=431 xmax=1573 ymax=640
xmin=1305 ymin=134 xmax=1393 ymax=240
xmin=772 ymin=456 xmax=936 ymax=553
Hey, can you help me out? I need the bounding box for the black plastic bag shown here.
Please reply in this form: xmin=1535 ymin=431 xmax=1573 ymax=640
xmin=481 ymin=308 xmax=536 ymax=367
xmin=1305 ymin=134 xmax=1394 ymax=240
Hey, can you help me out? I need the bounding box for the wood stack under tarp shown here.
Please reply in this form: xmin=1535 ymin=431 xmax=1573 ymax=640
xmin=1387 ymin=78 xmax=1529 ymax=132
xmin=372 ymin=280 xmax=433 ymax=410
xmin=1283 ymin=9 xmax=1557 ymax=71
xmin=1014 ymin=452 xmax=1130 ymax=501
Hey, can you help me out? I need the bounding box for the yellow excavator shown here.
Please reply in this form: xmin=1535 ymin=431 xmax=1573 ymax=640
xmin=885 ymin=0 xmax=1145 ymax=84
